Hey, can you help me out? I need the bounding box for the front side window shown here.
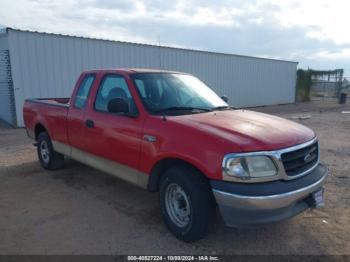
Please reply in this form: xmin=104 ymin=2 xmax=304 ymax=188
xmin=132 ymin=73 xmax=228 ymax=115
xmin=94 ymin=75 xmax=137 ymax=114
xmin=74 ymin=75 xmax=95 ymax=108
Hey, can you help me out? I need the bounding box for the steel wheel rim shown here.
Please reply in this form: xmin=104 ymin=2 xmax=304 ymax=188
xmin=164 ymin=183 xmax=191 ymax=228
xmin=40 ymin=140 xmax=50 ymax=164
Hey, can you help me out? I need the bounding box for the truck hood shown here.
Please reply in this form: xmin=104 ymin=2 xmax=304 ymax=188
xmin=171 ymin=109 xmax=315 ymax=152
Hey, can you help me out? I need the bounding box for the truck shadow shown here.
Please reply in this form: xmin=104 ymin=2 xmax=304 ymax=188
xmin=51 ymin=159 xmax=314 ymax=252
xmin=1 ymin=158 xmax=330 ymax=254
xmin=51 ymin=159 xmax=164 ymax=230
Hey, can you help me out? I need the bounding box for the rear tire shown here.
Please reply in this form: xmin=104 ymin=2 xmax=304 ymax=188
xmin=159 ymin=165 xmax=216 ymax=242
xmin=37 ymin=132 xmax=65 ymax=170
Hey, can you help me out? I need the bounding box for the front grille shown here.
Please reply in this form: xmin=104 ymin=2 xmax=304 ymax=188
xmin=281 ymin=141 xmax=319 ymax=177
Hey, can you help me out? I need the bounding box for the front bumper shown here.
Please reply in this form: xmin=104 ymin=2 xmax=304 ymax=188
xmin=211 ymin=163 xmax=328 ymax=227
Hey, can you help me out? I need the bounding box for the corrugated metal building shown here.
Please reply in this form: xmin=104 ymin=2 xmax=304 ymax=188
xmin=0 ymin=28 xmax=298 ymax=127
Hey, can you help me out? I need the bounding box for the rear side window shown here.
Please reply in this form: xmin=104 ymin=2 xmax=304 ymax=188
xmin=74 ymin=75 xmax=95 ymax=108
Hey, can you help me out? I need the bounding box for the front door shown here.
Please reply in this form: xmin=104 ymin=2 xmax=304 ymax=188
xmin=82 ymin=74 xmax=143 ymax=170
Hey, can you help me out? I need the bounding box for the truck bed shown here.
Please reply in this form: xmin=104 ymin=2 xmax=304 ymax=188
xmin=23 ymin=97 xmax=70 ymax=144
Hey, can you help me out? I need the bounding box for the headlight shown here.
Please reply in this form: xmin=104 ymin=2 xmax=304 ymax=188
xmin=223 ymin=156 xmax=277 ymax=179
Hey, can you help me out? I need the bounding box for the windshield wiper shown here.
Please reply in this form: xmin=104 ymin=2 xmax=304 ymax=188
xmin=154 ymin=106 xmax=212 ymax=114
xmin=211 ymin=106 xmax=234 ymax=111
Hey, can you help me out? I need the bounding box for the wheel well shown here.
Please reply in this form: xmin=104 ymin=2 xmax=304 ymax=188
xmin=147 ymin=158 xmax=207 ymax=192
xmin=34 ymin=123 xmax=47 ymax=140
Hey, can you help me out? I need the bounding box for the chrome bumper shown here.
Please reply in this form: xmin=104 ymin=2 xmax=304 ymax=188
xmin=211 ymin=163 xmax=328 ymax=227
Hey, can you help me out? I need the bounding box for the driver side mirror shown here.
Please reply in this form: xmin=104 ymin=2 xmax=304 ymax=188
xmin=107 ymin=98 xmax=130 ymax=115
xmin=221 ymin=95 xmax=229 ymax=103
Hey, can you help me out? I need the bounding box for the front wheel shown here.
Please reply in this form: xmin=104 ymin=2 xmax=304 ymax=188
xmin=159 ymin=165 xmax=216 ymax=242
xmin=37 ymin=132 xmax=65 ymax=170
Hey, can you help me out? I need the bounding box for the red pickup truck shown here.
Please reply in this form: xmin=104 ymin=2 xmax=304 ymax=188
xmin=23 ymin=68 xmax=328 ymax=242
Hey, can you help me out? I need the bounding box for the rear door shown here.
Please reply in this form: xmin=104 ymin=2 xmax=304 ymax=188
xmin=82 ymin=73 xmax=143 ymax=170
xmin=67 ymin=73 xmax=96 ymax=150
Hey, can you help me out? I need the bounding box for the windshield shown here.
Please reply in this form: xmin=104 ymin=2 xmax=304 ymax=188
xmin=131 ymin=73 xmax=228 ymax=115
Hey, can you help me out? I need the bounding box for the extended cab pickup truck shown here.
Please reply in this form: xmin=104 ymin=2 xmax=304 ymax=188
xmin=24 ymin=69 xmax=328 ymax=242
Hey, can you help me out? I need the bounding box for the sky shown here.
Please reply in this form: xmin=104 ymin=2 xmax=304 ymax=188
xmin=0 ymin=0 xmax=349 ymax=76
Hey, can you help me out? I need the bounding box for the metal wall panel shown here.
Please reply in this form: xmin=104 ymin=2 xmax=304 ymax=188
xmin=0 ymin=34 xmax=8 ymax=49
xmin=7 ymin=29 xmax=297 ymax=127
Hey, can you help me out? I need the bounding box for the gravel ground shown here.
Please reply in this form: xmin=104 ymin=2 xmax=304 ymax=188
xmin=0 ymin=101 xmax=349 ymax=255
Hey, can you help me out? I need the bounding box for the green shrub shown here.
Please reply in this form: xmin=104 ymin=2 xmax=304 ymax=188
xmin=296 ymin=69 xmax=312 ymax=102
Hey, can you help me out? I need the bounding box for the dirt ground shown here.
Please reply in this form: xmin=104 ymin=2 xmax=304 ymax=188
xmin=0 ymin=101 xmax=349 ymax=255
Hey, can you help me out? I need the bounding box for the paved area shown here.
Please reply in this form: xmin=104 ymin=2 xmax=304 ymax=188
xmin=0 ymin=101 xmax=349 ymax=255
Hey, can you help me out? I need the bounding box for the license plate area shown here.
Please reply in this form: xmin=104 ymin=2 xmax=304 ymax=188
xmin=310 ymin=188 xmax=325 ymax=208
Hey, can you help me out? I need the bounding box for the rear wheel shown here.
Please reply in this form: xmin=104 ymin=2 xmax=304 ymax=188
xmin=159 ymin=165 xmax=216 ymax=242
xmin=37 ymin=132 xmax=65 ymax=170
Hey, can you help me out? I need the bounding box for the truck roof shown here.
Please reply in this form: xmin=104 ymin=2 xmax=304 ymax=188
xmin=83 ymin=68 xmax=187 ymax=75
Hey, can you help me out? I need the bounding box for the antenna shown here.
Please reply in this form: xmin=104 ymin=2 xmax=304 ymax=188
xmin=158 ymin=35 xmax=162 ymax=70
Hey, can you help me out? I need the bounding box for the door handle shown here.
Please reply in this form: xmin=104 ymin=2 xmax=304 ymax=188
xmin=85 ymin=119 xmax=94 ymax=128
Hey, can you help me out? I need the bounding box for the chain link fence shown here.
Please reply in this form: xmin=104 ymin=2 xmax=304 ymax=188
xmin=309 ymin=70 xmax=348 ymax=103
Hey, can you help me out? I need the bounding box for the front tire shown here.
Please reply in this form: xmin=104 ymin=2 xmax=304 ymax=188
xmin=159 ymin=165 xmax=216 ymax=242
xmin=37 ymin=132 xmax=65 ymax=170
